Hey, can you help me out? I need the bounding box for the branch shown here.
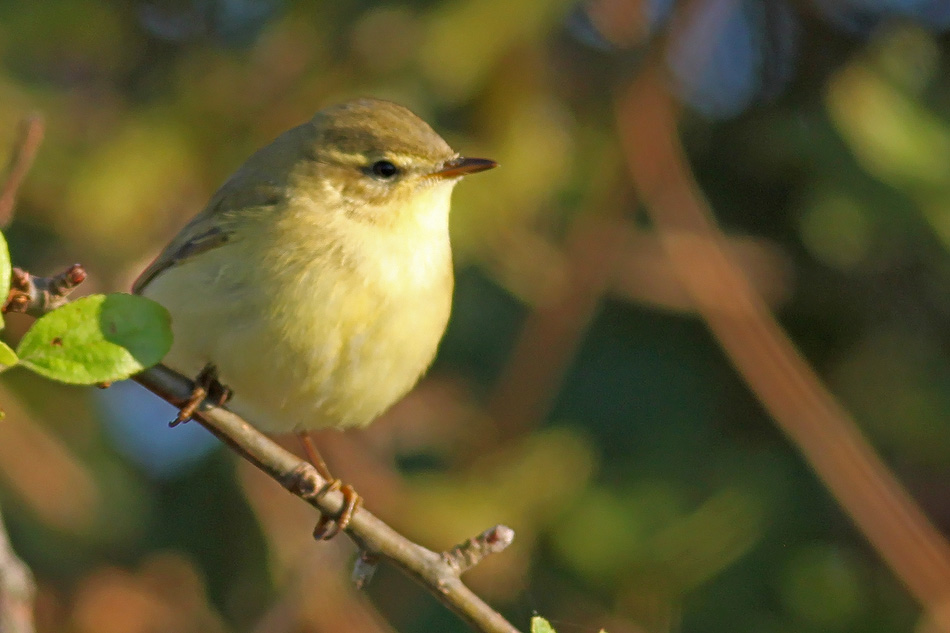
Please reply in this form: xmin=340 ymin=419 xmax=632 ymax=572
xmin=134 ymin=366 xmax=519 ymax=632
xmin=12 ymin=267 xmax=521 ymax=633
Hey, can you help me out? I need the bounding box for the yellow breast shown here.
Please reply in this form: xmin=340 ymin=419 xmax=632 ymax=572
xmin=146 ymin=181 xmax=456 ymax=433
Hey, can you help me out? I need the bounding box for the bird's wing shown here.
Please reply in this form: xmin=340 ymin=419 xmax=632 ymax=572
xmin=132 ymin=179 xmax=284 ymax=295
xmin=131 ymin=221 xmax=231 ymax=295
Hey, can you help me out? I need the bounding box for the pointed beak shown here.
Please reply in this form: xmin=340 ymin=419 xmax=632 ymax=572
xmin=432 ymin=156 xmax=497 ymax=179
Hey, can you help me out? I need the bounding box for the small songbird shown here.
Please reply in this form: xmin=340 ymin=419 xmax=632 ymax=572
xmin=133 ymin=98 xmax=496 ymax=535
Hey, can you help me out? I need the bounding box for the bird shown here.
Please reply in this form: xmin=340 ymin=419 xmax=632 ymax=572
xmin=133 ymin=98 xmax=496 ymax=536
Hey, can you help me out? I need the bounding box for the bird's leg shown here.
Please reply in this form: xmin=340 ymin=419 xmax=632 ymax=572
xmin=171 ymin=363 xmax=232 ymax=427
xmin=296 ymin=431 xmax=363 ymax=540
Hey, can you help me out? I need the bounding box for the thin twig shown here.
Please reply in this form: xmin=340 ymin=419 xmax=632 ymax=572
xmin=137 ymin=366 xmax=520 ymax=633
xmin=0 ymin=115 xmax=44 ymax=228
xmin=441 ymin=525 xmax=515 ymax=576
xmin=4 ymin=264 xmax=87 ymax=318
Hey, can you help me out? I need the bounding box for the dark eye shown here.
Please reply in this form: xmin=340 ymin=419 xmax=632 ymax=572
xmin=370 ymin=160 xmax=399 ymax=179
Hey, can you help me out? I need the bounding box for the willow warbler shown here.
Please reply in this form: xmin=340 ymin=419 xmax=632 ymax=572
xmin=133 ymin=99 xmax=495 ymax=533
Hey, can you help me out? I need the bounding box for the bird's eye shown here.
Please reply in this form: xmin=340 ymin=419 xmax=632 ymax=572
xmin=370 ymin=160 xmax=399 ymax=179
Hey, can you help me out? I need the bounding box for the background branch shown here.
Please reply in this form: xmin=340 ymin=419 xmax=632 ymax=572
xmin=618 ymin=62 xmax=950 ymax=631
xmin=0 ymin=115 xmax=43 ymax=229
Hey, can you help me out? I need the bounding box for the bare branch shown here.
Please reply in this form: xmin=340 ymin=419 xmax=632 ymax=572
xmin=133 ymin=365 xmax=520 ymax=633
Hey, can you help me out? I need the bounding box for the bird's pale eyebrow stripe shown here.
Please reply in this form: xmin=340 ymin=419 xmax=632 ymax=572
xmin=318 ymin=149 xmax=420 ymax=169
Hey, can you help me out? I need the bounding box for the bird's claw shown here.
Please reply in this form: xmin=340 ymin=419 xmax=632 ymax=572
xmin=170 ymin=363 xmax=231 ymax=427
xmin=313 ymin=483 xmax=362 ymax=540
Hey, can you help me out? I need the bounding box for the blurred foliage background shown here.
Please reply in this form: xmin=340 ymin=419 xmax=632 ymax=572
xmin=1 ymin=0 xmax=950 ymax=631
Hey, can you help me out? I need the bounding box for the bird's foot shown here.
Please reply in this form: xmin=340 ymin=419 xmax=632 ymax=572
xmin=313 ymin=481 xmax=362 ymax=540
xmin=170 ymin=363 xmax=232 ymax=427
xmin=297 ymin=431 xmax=363 ymax=540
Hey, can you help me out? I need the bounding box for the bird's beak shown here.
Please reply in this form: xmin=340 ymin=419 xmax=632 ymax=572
xmin=432 ymin=156 xmax=497 ymax=179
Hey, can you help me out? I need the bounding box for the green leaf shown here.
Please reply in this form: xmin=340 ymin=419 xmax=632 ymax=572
xmin=531 ymin=617 xmax=557 ymax=633
xmin=16 ymin=293 xmax=172 ymax=384
xmin=0 ymin=340 xmax=17 ymax=371
xmin=0 ymin=231 xmax=10 ymax=331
